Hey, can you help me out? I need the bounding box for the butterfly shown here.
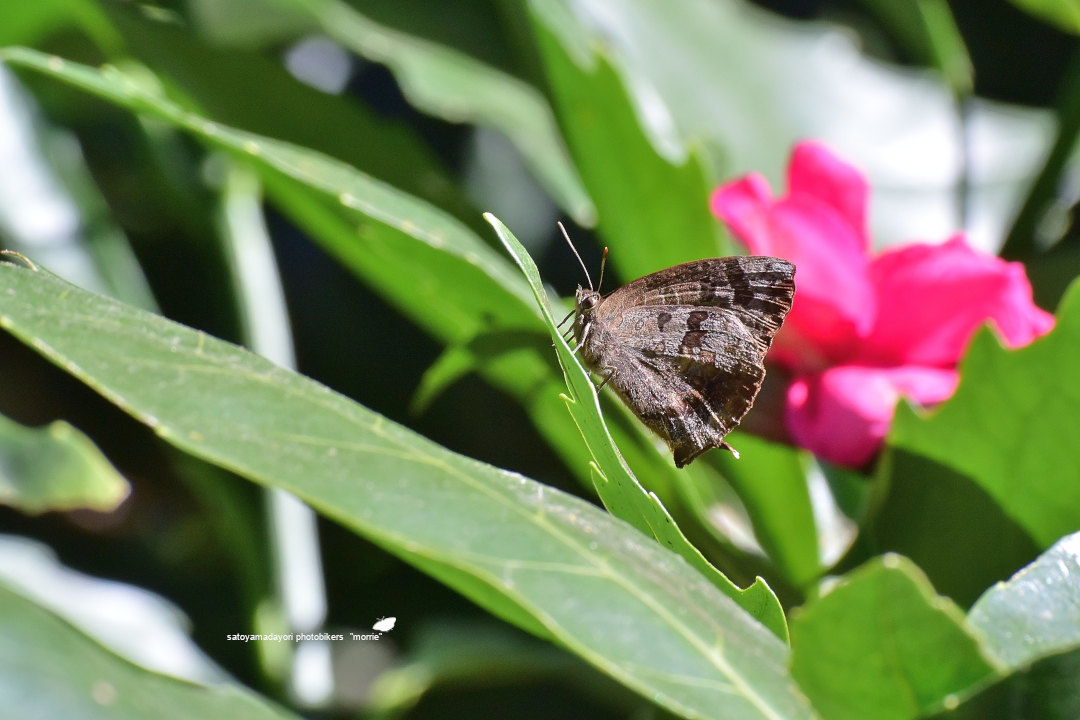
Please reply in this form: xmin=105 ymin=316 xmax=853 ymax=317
xmin=562 ymin=225 xmax=795 ymax=467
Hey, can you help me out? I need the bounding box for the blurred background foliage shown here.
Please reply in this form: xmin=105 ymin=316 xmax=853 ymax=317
xmin=1 ymin=0 xmax=1079 ymax=718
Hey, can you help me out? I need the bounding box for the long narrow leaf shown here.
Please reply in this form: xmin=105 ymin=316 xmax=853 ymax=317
xmin=487 ymin=214 xmax=788 ymax=641
xmin=0 ymin=257 xmax=812 ymax=719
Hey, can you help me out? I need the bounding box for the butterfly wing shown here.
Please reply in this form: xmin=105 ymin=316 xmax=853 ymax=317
xmin=594 ymin=306 xmax=770 ymax=466
xmin=584 ymin=256 xmax=795 ymax=466
xmin=605 ymin=256 xmax=795 ymax=355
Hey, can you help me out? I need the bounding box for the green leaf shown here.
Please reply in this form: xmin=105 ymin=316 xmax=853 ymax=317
xmin=529 ymin=0 xmax=1049 ymax=254
xmin=270 ymin=0 xmax=593 ymax=225
xmin=410 ymin=342 xmax=480 ymax=415
xmin=189 ymin=0 xmax=316 ymax=46
xmin=1003 ymin=51 xmax=1080 ymax=260
xmin=968 ymin=531 xmax=1080 ymax=670
xmin=0 ymin=45 xmax=659 ymax=528
xmin=486 ymin=213 xmax=788 ymax=642
xmin=789 ymin=555 xmax=999 ymax=720
xmin=0 ymin=0 xmax=117 ymax=49
xmin=1005 ymin=0 xmax=1080 ymax=34
xmin=365 ymin=621 xmax=618 ymax=713
xmin=868 ymin=448 xmax=1040 ymax=608
xmin=530 ymin=3 xmax=728 ymax=282
xmin=0 ymin=48 xmax=603 ymax=488
xmin=0 ymin=534 xmax=225 ymax=683
xmin=103 ymin=3 xmax=481 ymax=230
xmin=851 ymin=0 xmax=973 ymax=95
xmin=0 ymin=260 xmax=814 ymax=720
xmin=708 ymin=433 xmax=821 ymax=589
xmin=926 ymin=646 xmax=1080 ymax=720
xmin=0 ymin=582 xmax=298 ymax=720
xmin=0 ymin=46 xmax=538 ymax=348
xmin=0 ymin=413 xmax=129 ymax=514
xmin=888 ymin=280 xmax=1080 ymax=548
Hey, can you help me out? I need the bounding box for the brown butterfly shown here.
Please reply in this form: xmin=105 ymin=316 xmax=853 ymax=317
xmin=561 ymin=225 xmax=795 ymax=467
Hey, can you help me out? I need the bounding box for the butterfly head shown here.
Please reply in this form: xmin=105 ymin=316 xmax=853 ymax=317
xmin=558 ymin=221 xmax=608 ymax=345
xmin=572 ymin=286 xmax=601 ymax=344
xmin=575 ymin=286 xmax=601 ymax=313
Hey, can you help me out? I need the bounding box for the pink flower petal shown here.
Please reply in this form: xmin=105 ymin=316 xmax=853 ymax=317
xmin=787 ymin=141 xmax=870 ymax=255
xmin=712 ymin=142 xmax=1055 ymax=467
xmin=763 ymin=194 xmax=876 ymax=363
xmin=862 ymin=235 xmax=1056 ymax=366
xmin=711 ymin=150 xmax=877 ymax=370
xmin=786 ymin=365 xmax=958 ymax=467
xmin=709 ymin=173 xmax=773 ymax=247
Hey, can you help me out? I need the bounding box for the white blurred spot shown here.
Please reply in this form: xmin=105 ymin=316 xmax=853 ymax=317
xmin=0 ymin=535 xmax=226 ymax=683
xmin=284 ymin=36 xmax=353 ymax=94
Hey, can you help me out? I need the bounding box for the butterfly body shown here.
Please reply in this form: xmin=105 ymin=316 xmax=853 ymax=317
xmin=573 ymin=256 xmax=795 ymax=467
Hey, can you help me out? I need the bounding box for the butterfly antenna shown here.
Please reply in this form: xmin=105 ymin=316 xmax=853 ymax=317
xmin=598 ymin=247 xmax=608 ymax=292
xmin=558 ymin=221 xmax=593 ymax=290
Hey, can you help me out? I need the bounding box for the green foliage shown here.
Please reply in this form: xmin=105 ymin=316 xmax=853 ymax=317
xmin=0 ymin=415 xmax=128 ymax=513
xmin=969 ymin=531 xmax=1080 ymax=670
xmin=0 ymin=583 xmax=299 ymax=720
xmin=790 ymin=555 xmax=999 ymax=720
xmin=889 ymin=280 xmax=1080 ymax=549
xmin=0 ymin=259 xmax=812 ymax=719
xmin=275 ymin=0 xmax=594 ymax=225
xmin=1 ymin=1 xmax=1079 ymax=718
xmin=928 ymin=533 xmax=1080 ymax=719
xmin=1005 ymin=0 xmax=1080 ymax=34
xmin=851 ymin=0 xmax=973 ymax=95
xmin=530 ymin=5 xmax=729 ymax=280
xmin=488 ymin=213 xmax=788 ymax=640
xmin=707 ymin=432 xmax=821 ymax=590
xmin=868 ymin=448 xmax=1040 ymax=607
xmin=927 ymin=647 xmax=1080 ymax=720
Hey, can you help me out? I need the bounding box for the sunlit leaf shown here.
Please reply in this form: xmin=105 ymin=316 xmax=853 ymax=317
xmin=0 ymin=582 xmax=296 ymax=719
xmin=530 ymin=4 xmax=727 ymax=280
xmin=790 ymin=555 xmax=999 ymax=720
xmin=269 ymin=0 xmax=593 ymax=225
xmin=0 ymin=259 xmax=813 ymax=720
xmin=1005 ymin=0 xmax=1080 ymax=34
xmin=889 ymin=280 xmax=1080 ymax=549
xmin=487 ymin=213 xmax=788 ymax=641
xmin=969 ymin=531 xmax=1080 ymax=669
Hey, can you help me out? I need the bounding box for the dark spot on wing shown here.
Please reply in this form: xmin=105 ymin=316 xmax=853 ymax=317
xmin=682 ymin=330 xmax=705 ymax=350
xmin=687 ymin=310 xmax=708 ymax=331
xmin=657 ymin=311 xmax=673 ymax=330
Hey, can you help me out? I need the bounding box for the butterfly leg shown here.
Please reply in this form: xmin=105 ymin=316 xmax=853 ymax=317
xmin=570 ymin=323 xmax=591 ymax=356
xmin=595 ymin=366 xmax=617 ymax=391
xmin=556 ymin=308 xmax=576 ymax=329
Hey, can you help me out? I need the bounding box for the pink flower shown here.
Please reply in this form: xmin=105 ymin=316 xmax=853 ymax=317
xmin=711 ymin=141 xmax=1055 ymax=467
